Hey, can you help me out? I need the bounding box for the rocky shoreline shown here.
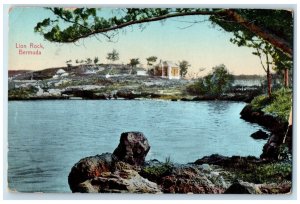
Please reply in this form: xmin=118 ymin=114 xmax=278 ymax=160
xmin=8 ymin=89 xmax=258 ymax=103
xmin=240 ymin=104 xmax=292 ymax=160
xmin=68 ymin=132 xmax=291 ymax=194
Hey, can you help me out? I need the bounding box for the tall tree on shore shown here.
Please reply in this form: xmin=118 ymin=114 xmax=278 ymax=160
xmin=128 ymin=58 xmax=140 ymax=74
xmin=178 ymin=60 xmax=190 ymax=78
xmin=106 ymin=49 xmax=119 ymax=63
xmin=230 ymin=30 xmax=292 ymax=97
xmin=146 ymin=56 xmax=158 ymax=66
xmin=106 ymin=49 xmax=119 ymax=75
xmin=94 ymin=57 xmax=99 ymax=65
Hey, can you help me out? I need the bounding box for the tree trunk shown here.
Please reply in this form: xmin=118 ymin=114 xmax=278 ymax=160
xmin=267 ymin=67 xmax=272 ymax=97
xmin=284 ymin=68 xmax=289 ymax=88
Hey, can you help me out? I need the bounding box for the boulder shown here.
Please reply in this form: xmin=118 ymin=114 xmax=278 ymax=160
xmin=116 ymin=90 xmax=135 ymax=99
xmin=113 ymin=132 xmax=150 ymax=166
xmin=258 ymin=182 xmax=291 ymax=194
xmin=224 ymin=180 xmax=262 ymax=194
xmin=250 ymin=129 xmax=269 ymax=139
xmin=159 ymin=166 xmax=226 ymax=194
xmin=77 ymin=169 xmax=161 ymax=193
xmin=68 ymin=153 xmax=114 ymax=192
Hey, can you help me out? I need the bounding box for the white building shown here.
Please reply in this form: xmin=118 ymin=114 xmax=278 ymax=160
xmin=154 ymin=61 xmax=180 ymax=79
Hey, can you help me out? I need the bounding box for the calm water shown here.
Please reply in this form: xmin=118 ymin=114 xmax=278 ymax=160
xmin=8 ymin=100 xmax=266 ymax=192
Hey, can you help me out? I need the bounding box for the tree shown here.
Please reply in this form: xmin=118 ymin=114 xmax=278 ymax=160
xmin=106 ymin=49 xmax=119 ymax=63
xmin=66 ymin=59 xmax=72 ymax=67
xmin=271 ymin=49 xmax=292 ymax=88
xmin=35 ymin=8 xmax=293 ymax=56
xmin=178 ymin=60 xmax=190 ymax=78
xmin=230 ymin=30 xmax=292 ymax=96
xmin=146 ymin=56 xmax=158 ymax=66
xmin=208 ymin=64 xmax=234 ymax=96
xmin=94 ymin=57 xmax=99 ymax=65
xmin=85 ymin=58 xmax=92 ymax=65
xmin=106 ymin=49 xmax=119 ymax=75
xmin=128 ymin=58 xmax=140 ymax=75
xmin=187 ymin=64 xmax=233 ymax=96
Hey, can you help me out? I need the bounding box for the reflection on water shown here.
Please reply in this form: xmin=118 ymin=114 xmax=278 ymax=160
xmin=8 ymin=100 xmax=266 ymax=192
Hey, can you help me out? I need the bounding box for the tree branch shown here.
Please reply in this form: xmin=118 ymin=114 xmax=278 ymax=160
xmin=56 ymin=10 xmax=226 ymax=43
xmin=224 ymin=9 xmax=292 ymax=57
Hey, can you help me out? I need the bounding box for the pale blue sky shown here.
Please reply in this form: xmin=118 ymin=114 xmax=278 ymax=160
xmin=9 ymin=7 xmax=267 ymax=76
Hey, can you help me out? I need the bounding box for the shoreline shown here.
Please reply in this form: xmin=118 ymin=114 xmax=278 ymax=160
xmin=8 ymin=92 xmax=257 ymax=102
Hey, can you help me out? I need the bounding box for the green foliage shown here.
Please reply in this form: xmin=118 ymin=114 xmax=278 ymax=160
xmin=250 ymin=94 xmax=272 ymax=111
xmin=106 ymin=49 xmax=119 ymax=62
xmin=35 ymin=8 xmax=293 ymax=58
xmin=263 ymin=88 xmax=292 ymax=122
xmin=85 ymin=58 xmax=92 ymax=64
xmin=178 ymin=60 xmax=190 ymax=77
xmin=226 ymin=159 xmax=292 ymax=184
xmin=250 ymin=88 xmax=292 ymax=122
xmin=8 ymin=86 xmax=39 ymax=99
xmin=237 ymin=162 xmax=292 ymax=184
xmin=129 ymin=58 xmax=140 ymax=67
xmin=277 ymin=144 xmax=292 ymax=162
xmin=186 ymin=64 xmax=233 ymax=96
xmin=141 ymin=157 xmax=174 ymax=179
xmin=146 ymin=56 xmax=157 ymax=66
xmin=94 ymin=57 xmax=99 ymax=64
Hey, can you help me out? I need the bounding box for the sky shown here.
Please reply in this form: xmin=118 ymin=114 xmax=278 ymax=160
xmin=8 ymin=6 xmax=269 ymax=76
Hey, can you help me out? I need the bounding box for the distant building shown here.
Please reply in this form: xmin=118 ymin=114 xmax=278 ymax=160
xmin=154 ymin=61 xmax=180 ymax=79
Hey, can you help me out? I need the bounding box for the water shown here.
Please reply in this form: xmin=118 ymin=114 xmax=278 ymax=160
xmin=8 ymin=100 xmax=266 ymax=192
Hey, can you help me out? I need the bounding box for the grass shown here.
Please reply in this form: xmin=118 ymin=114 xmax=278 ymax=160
xmin=232 ymin=161 xmax=292 ymax=184
xmin=250 ymin=88 xmax=292 ymax=122
xmin=141 ymin=157 xmax=174 ymax=181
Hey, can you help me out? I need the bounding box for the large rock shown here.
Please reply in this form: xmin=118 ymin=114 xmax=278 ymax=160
xmin=113 ymin=132 xmax=150 ymax=166
xmin=159 ymin=165 xmax=226 ymax=194
xmin=250 ymin=129 xmax=269 ymax=140
xmin=141 ymin=163 xmax=229 ymax=194
xmin=68 ymin=153 xmax=114 ymax=192
xmin=224 ymin=181 xmax=291 ymax=194
xmin=224 ymin=180 xmax=262 ymax=194
xmin=76 ymin=170 xmax=161 ymax=193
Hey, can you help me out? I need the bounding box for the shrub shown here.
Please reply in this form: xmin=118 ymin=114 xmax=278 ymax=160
xmin=186 ymin=64 xmax=233 ymax=96
xmin=250 ymin=88 xmax=292 ymax=122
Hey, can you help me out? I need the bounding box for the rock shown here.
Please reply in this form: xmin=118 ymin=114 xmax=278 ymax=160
xmin=77 ymin=169 xmax=161 ymax=193
xmin=240 ymin=104 xmax=290 ymax=160
xmin=258 ymin=182 xmax=291 ymax=194
xmin=194 ymin=154 xmax=263 ymax=169
xmin=116 ymin=90 xmax=135 ymax=99
xmin=250 ymin=129 xmax=269 ymax=139
xmin=224 ymin=180 xmax=262 ymax=194
xmin=200 ymin=164 xmax=212 ymax=172
xmin=113 ymin=132 xmax=150 ymax=166
xmin=159 ymin=166 xmax=225 ymax=194
xmin=68 ymin=153 xmax=114 ymax=192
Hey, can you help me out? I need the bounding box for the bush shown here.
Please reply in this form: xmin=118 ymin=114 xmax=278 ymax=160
xmin=263 ymin=88 xmax=292 ymax=122
xmin=8 ymin=85 xmax=38 ymax=98
xmin=232 ymin=161 xmax=292 ymax=184
xmin=186 ymin=64 xmax=233 ymax=96
xmin=250 ymin=88 xmax=292 ymax=122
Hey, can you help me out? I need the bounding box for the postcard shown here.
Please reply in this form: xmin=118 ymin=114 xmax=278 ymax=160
xmin=7 ymin=6 xmax=293 ymax=194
